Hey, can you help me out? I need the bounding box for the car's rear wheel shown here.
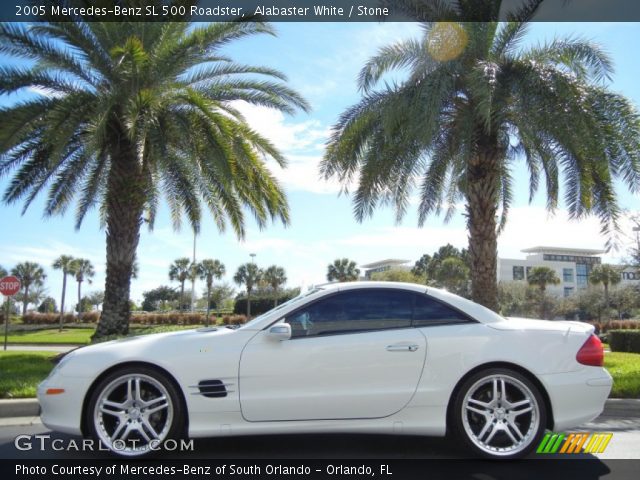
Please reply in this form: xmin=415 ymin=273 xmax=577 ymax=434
xmin=452 ymin=368 xmax=547 ymax=459
xmin=86 ymin=366 xmax=183 ymax=457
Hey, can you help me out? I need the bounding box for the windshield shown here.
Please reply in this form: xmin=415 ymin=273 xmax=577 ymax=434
xmin=239 ymin=287 xmax=324 ymax=330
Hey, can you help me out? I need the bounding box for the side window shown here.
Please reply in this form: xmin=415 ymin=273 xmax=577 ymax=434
xmin=412 ymin=294 xmax=471 ymax=327
xmin=285 ymin=290 xmax=413 ymax=338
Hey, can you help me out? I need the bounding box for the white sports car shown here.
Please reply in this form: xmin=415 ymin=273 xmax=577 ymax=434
xmin=38 ymin=282 xmax=612 ymax=459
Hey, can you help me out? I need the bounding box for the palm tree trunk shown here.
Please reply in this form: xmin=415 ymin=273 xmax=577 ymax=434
xmin=77 ymin=279 xmax=82 ymax=322
xmin=466 ymin=144 xmax=500 ymax=312
xmin=93 ymin=143 xmax=145 ymax=340
xmin=180 ymin=282 xmax=185 ymax=312
xmin=22 ymin=285 xmax=29 ymax=317
xmin=205 ymin=284 xmax=211 ymax=327
xmin=59 ymin=274 xmax=66 ymax=332
xmin=604 ymin=283 xmax=609 ymax=321
xmin=247 ymin=289 xmax=251 ymax=317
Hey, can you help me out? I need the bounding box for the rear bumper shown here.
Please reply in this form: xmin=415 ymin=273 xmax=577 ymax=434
xmin=538 ymin=367 xmax=612 ymax=431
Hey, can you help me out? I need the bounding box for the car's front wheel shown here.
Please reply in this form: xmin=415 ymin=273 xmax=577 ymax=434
xmin=86 ymin=366 xmax=184 ymax=457
xmin=452 ymin=368 xmax=547 ymax=459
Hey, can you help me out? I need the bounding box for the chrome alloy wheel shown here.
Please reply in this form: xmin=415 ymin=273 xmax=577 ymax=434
xmin=93 ymin=373 xmax=173 ymax=456
xmin=461 ymin=374 xmax=540 ymax=457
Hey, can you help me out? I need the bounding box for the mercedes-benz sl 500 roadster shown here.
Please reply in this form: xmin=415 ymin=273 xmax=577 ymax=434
xmin=38 ymin=282 xmax=611 ymax=458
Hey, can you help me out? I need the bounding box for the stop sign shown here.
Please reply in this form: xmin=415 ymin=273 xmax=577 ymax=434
xmin=0 ymin=276 xmax=21 ymax=297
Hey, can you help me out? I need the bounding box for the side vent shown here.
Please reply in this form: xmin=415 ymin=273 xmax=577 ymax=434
xmin=197 ymin=380 xmax=228 ymax=398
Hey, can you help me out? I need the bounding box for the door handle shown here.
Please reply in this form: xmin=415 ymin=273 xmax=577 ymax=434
xmin=386 ymin=344 xmax=419 ymax=352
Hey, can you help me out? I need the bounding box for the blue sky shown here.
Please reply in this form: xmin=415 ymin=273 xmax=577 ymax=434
xmin=1 ymin=22 xmax=639 ymax=307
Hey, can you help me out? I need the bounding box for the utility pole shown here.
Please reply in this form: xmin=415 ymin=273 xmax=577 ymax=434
xmin=191 ymin=231 xmax=197 ymax=312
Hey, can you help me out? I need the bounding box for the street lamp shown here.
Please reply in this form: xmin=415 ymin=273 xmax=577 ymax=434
xmin=250 ymin=253 xmax=256 ymax=264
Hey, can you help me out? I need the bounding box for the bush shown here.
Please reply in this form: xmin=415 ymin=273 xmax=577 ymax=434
xmin=221 ymin=315 xmax=247 ymax=326
xmin=587 ymin=320 xmax=640 ymax=334
xmin=130 ymin=312 xmax=206 ymax=325
xmin=609 ymin=330 xmax=640 ymax=354
xmin=22 ymin=313 xmax=76 ymax=325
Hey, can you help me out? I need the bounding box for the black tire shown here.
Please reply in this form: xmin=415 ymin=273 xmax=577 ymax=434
xmin=451 ymin=367 xmax=547 ymax=459
xmin=86 ymin=365 xmax=185 ymax=457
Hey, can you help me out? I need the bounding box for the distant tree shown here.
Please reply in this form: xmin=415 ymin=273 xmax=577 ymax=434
xmin=411 ymin=254 xmax=431 ymax=283
xmin=371 ymin=269 xmax=421 ymax=283
xmin=527 ymin=267 xmax=561 ymax=294
xmin=263 ymin=265 xmax=287 ymax=307
xmin=203 ymin=283 xmax=235 ymax=311
xmin=0 ymin=265 xmax=7 ymax=278
xmin=196 ymin=259 xmax=226 ymax=326
xmin=589 ymin=264 xmax=622 ymax=310
xmin=234 ymin=263 xmax=262 ymax=317
xmin=86 ymin=290 xmax=105 ymax=311
xmin=38 ymin=296 xmax=57 ymax=313
xmin=72 ymin=259 xmax=94 ymax=319
xmin=11 ymin=262 xmax=46 ymax=316
xmin=609 ymin=285 xmax=639 ymax=320
xmin=434 ymin=257 xmax=470 ymax=295
xmin=52 ymin=255 xmax=75 ymax=331
xmin=169 ymin=258 xmax=192 ymax=312
xmin=527 ymin=267 xmax=560 ymax=319
xmin=327 ymin=258 xmax=360 ymax=282
xmin=141 ymin=286 xmax=179 ymax=312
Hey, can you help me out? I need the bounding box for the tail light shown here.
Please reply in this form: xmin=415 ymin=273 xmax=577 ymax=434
xmin=576 ymin=334 xmax=604 ymax=367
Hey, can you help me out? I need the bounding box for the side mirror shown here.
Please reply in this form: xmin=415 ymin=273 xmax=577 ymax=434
xmin=268 ymin=323 xmax=291 ymax=341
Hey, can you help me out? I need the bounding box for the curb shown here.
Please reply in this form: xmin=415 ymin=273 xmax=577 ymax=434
xmin=0 ymin=399 xmax=40 ymax=418
xmin=1 ymin=398 xmax=638 ymax=420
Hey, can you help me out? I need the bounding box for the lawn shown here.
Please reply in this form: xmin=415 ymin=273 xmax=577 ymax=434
xmin=605 ymin=351 xmax=640 ymax=398
xmin=5 ymin=325 xmax=200 ymax=345
xmin=0 ymin=351 xmax=58 ymax=399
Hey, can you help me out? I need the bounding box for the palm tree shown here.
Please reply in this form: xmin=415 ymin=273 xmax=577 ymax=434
xmin=169 ymin=258 xmax=192 ymax=312
xmin=263 ymin=265 xmax=287 ymax=307
xmin=0 ymin=18 xmax=309 ymax=338
xmin=589 ymin=264 xmax=621 ymax=310
xmin=234 ymin=263 xmax=262 ymax=317
xmin=320 ymin=1 xmax=640 ymax=312
xmin=72 ymin=258 xmax=94 ymax=320
xmin=196 ymin=259 xmax=226 ymax=326
xmin=11 ymin=262 xmax=46 ymax=316
xmin=52 ymin=255 xmax=75 ymax=331
xmin=527 ymin=266 xmax=560 ymax=318
xmin=327 ymin=258 xmax=360 ymax=282
xmin=527 ymin=267 xmax=560 ymax=294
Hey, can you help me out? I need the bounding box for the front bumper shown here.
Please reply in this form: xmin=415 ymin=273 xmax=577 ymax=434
xmin=37 ymin=371 xmax=90 ymax=436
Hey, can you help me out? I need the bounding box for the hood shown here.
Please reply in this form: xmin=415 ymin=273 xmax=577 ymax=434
xmin=73 ymin=326 xmax=236 ymax=355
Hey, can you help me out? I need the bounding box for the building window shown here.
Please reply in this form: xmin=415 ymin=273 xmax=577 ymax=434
xmin=563 ymin=268 xmax=574 ymax=283
xmin=564 ymin=287 xmax=574 ymax=297
xmin=513 ymin=266 xmax=525 ymax=281
xmin=576 ymin=264 xmax=588 ymax=289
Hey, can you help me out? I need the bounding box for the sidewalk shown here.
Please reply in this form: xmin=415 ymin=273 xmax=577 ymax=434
xmin=3 ymin=345 xmax=79 ymax=353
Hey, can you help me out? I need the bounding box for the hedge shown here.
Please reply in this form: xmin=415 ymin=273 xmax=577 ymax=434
xmin=587 ymin=320 xmax=640 ymax=334
xmin=22 ymin=312 xmax=99 ymax=324
xmin=608 ymin=330 xmax=640 ymax=354
xmin=20 ymin=312 xmax=247 ymax=327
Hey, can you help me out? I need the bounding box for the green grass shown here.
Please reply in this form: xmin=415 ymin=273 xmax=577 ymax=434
xmin=0 ymin=351 xmax=57 ymax=398
xmin=605 ymin=351 xmax=640 ymax=399
xmin=5 ymin=324 xmax=202 ymax=345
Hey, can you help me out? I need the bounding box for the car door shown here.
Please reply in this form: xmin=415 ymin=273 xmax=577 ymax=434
xmin=239 ymin=288 xmax=427 ymax=421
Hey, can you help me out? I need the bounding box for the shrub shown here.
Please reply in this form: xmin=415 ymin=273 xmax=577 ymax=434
xmin=221 ymin=315 xmax=247 ymax=326
xmin=22 ymin=313 xmax=76 ymax=325
xmin=609 ymin=330 xmax=640 ymax=354
xmin=587 ymin=320 xmax=640 ymax=334
xmin=130 ymin=312 xmax=208 ymax=325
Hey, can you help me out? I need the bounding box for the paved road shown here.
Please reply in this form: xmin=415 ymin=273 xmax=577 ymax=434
xmin=0 ymin=412 xmax=638 ymax=460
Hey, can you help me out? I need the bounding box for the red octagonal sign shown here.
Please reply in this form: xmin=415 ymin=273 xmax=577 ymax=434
xmin=0 ymin=276 xmax=21 ymax=297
